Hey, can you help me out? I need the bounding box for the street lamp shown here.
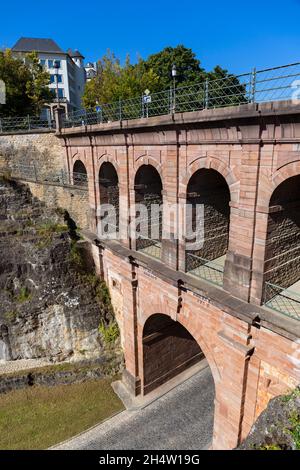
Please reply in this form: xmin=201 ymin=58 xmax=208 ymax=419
xmin=171 ymin=64 xmax=177 ymax=113
xmin=53 ymin=60 xmax=60 ymax=109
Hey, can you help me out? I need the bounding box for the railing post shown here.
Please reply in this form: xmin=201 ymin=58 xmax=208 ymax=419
xmin=205 ymin=78 xmax=209 ymax=108
xmin=141 ymin=94 xmax=144 ymax=118
xmin=169 ymin=87 xmax=173 ymax=114
xmin=251 ymin=67 xmax=257 ymax=103
xmin=27 ymin=115 xmax=31 ymax=131
xmin=119 ymin=98 xmax=122 ymax=121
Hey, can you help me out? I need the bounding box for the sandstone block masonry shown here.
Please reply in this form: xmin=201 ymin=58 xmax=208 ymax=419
xmin=57 ymin=101 xmax=300 ymax=449
xmin=0 ymin=131 xmax=89 ymax=229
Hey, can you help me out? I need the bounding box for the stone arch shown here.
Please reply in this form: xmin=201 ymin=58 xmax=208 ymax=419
xmin=133 ymin=156 xmax=163 ymax=184
xmin=134 ymin=164 xmax=163 ymax=259
xmin=73 ymin=159 xmax=88 ymax=186
xmin=184 ymin=167 xmax=230 ymax=286
xmin=263 ymin=161 xmax=300 ymax=208
xmin=263 ymin=173 xmax=300 ymax=307
xmin=97 ymin=153 xmax=120 ymax=175
xmin=141 ymin=311 xmax=219 ymax=395
xmin=99 ymin=161 xmax=120 ymax=234
xmin=183 ymin=157 xmax=239 ymax=204
xmin=139 ymin=305 xmax=221 ymax=386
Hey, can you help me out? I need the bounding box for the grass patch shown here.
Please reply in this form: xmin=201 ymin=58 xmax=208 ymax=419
xmin=0 ymin=378 xmax=124 ymax=450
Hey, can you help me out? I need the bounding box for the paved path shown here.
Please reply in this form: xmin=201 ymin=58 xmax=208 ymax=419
xmin=54 ymin=366 xmax=214 ymax=450
xmin=0 ymin=358 xmax=52 ymax=375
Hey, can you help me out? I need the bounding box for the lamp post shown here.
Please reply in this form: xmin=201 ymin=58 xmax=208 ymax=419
xmin=171 ymin=64 xmax=177 ymax=113
xmin=53 ymin=60 xmax=60 ymax=110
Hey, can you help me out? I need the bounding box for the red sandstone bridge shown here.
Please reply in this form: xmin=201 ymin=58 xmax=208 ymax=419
xmin=1 ymin=62 xmax=300 ymax=449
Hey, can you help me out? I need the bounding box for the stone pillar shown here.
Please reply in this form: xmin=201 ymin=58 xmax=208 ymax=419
xmin=161 ymin=142 xmax=179 ymax=270
xmin=121 ymin=262 xmax=141 ymax=396
xmin=223 ymin=141 xmax=261 ymax=302
xmin=212 ymin=317 xmax=256 ymax=449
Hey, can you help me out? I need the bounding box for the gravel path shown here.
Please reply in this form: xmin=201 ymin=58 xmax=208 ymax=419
xmin=0 ymin=358 xmax=52 ymax=375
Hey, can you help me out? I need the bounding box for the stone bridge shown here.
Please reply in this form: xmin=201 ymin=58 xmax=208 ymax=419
xmin=3 ymin=101 xmax=300 ymax=449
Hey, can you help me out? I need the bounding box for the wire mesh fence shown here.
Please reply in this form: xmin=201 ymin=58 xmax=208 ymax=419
xmin=2 ymin=62 xmax=300 ymax=133
xmin=186 ymin=252 xmax=224 ymax=286
xmin=0 ymin=162 xmax=88 ymax=190
xmin=0 ymin=115 xmax=55 ymax=133
xmin=264 ymin=281 xmax=300 ymax=321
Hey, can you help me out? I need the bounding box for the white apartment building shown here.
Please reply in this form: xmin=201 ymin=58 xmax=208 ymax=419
xmin=12 ymin=38 xmax=86 ymax=117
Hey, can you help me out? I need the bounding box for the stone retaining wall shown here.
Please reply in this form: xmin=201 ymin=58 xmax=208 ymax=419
xmin=0 ymin=355 xmax=123 ymax=395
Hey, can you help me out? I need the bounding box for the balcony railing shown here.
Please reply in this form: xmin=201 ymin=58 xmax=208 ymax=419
xmin=264 ymin=281 xmax=300 ymax=321
xmin=186 ymin=253 xmax=224 ymax=287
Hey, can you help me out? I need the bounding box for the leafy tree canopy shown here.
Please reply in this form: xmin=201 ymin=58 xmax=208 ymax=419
xmin=144 ymin=44 xmax=206 ymax=89
xmin=83 ymin=45 xmax=247 ymax=109
xmin=0 ymin=49 xmax=53 ymax=117
xmin=82 ymin=50 xmax=159 ymax=108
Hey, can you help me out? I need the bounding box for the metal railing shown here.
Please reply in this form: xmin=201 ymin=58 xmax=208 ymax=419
xmin=62 ymin=62 xmax=300 ymax=128
xmin=0 ymin=163 xmax=88 ymax=190
xmin=0 ymin=115 xmax=55 ymax=133
xmin=1 ymin=62 xmax=300 ymax=134
xmin=264 ymin=281 xmax=300 ymax=321
xmin=136 ymin=235 xmax=162 ymax=260
xmin=186 ymin=252 xmax=224 ymax=286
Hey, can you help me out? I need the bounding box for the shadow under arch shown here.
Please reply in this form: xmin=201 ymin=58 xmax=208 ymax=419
xmin=134 ymin=164 xmax=163 ymax=259
xmin=142 ymin=313 xmax=216 ymax=396
xmin=99 ymin=161 xmax=120 ymax=234
xmin=73 ymin=160 xmax=88 ymax=186
xmin=263 ymin=174 xmax=300 ymax=303
xmin=185 ymin=168 xmax=231 ymax=287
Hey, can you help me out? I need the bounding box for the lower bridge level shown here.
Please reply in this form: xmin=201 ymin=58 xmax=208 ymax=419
xmin=88 ymin=237 xmax=300 ymax=450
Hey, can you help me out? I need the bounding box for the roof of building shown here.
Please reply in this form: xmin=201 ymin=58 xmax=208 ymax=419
xmin=67 ymin=48 xmax=84 ymax=59
xmin=12 ymin=37 xmax=64 ymax=53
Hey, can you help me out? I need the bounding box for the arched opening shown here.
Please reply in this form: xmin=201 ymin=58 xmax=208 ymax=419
xmin=134 ymin=165 xmax=163 ymax=259
xmin=99 ymin=162 xmax=119 ymax=235
xmin=185 ymin=169 xmax=230 ymax=287
xmin=143 ymin=314 xmax=205 ymax=394
xmin=73 ymin=160 xmax=88 ymax=186
xmin=263 ymin=175 xmax=300 ymax=320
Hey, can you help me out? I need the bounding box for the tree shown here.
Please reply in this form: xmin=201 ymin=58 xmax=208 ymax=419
xmin=206 ymin=65 xmax=247 ymax=107
xmin=82 ymin=45 xmax=248 ymax=114
xmin=0 ymin=49 xmax=52 ymax=117
xmin=82 ymin=50 xmax=159 ymax=109
xmin=144 ymin=45 xmax=206 ymax=89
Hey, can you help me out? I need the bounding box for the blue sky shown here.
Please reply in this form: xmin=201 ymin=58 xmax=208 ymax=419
xmin=2 ymin=0 xmax=300 ymax=74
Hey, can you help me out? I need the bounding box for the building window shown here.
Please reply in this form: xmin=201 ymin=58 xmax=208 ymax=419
xmin=40 ymin=59 xmax=46 ymax=67
xmin=50 ymin=74 xmax=62 ymax=84
xmin=57 ymin=89 xmax=64 ymax=98
xmin=48 ymin=60 xmax=54 ymax=68
xmin=54 ymin=60 xmax=61 ymax=68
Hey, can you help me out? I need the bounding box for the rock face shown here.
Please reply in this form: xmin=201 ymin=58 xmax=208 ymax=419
xmin=239 ymin=387 xmax=300 ymax=450
xmin=0 ymin=178 xmax=118 ymax=363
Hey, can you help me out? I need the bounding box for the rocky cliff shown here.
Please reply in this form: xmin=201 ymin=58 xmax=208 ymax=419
xmin=0 ymin=177 xmax=119 ymax=363
xmin=239 ymin=386 xmax=300 ymax=450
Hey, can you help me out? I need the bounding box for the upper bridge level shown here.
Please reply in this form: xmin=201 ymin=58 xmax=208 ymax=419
xmin=58 ymin=99 xmax=300 ymax=333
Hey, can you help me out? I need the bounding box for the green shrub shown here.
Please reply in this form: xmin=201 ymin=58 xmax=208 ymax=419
xmin=98 ymin=320 xmax=119 ymax=345
xmin=16 ymin=287 xmax=31 ymax=303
